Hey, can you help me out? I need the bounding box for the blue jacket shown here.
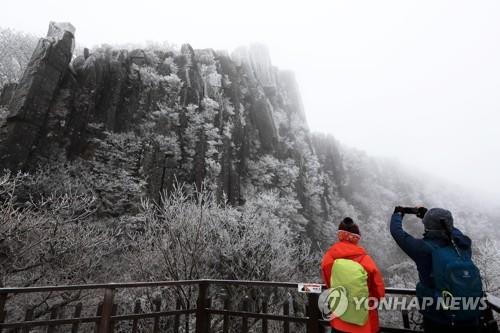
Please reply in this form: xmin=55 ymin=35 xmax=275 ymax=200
xmin=389 ymin=212 xmax=472 ymax=288
xmin=390 ymin=213 xmax=480 ymax=325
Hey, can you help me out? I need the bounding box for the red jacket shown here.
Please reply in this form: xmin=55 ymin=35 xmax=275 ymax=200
xmin=321 ymin=240 xmax=385 ymax=333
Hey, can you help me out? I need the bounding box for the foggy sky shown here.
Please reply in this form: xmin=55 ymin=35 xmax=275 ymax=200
xmin=2 ymin=0 xmax=499 ymax=199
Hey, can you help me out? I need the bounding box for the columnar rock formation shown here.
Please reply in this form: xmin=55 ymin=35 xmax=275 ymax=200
xmin=0 ymin=22 xmax=74 ymax=170
xmin=1 ymin=23 xmax=495 ymax=269
xmin=0 ymin=22 xmax=316 ymax=214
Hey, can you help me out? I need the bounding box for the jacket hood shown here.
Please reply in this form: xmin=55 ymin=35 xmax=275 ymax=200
xmin=453 ymin=233 xmax=472 ymax=249
xmin=327 ymin=241 xmax=367 ymax=260
xmin=422 ymin=208 xmax=453 ymax=231
xmin=424 ymin=230 xmax=471 ymax=249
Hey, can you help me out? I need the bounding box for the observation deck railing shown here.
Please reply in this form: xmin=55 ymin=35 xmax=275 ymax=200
xmin=0 ymin=279 xmax=498 ymax=332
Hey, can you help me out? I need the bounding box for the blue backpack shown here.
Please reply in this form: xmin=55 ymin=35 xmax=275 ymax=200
xmin=423 ymin=240 xmax=484 ymax=323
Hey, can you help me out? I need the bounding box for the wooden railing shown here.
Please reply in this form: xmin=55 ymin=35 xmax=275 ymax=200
xmin=0 ymin=280 xmax=498 ymax=332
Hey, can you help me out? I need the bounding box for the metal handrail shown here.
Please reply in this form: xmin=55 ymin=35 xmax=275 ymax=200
xmin=0 ymin=279 xmax=200 ymax=294
xmin=0 ymin=280 xmax=497 ymax=333
xmin=488 ymin=294 xmax=500 ymax=313
xmin=0 ymin=279 xmax=417 ymax=294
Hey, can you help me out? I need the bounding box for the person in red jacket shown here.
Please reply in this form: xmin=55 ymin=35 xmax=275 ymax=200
xmin=321 ymin=217 xmax=386 ymax=333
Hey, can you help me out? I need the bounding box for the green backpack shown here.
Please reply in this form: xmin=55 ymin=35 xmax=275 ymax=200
xmin=329 ymin=257 xmax=369 ymax=326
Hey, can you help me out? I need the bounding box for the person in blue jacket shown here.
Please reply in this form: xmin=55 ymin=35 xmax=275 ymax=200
xmin=389 ymin=206 xmax=482 ymax=333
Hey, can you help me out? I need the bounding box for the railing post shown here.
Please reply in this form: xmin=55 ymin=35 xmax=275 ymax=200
xmin=22 ymin=308 xmax=33 ymax=333
xmin=153 ymin=297 xmax=161 ymax=333
xmin=131 ymin=300 xmax=141 ymax=333
xmin=94 ymin=302 xmax=103 ymax=333
xmin=222 ymin=297 xmax=230 ymax=333
xmin=401 ymin=309 xmax=410 ymax=329
xmin=206 ymin=297 xmax=212 ymax=333
xmin=195 ymin=281 xmax=209 ymax=333
xmin=0 ymin=292 xmax=7 ymax=333
xmin=174 ymin=299 xmax=181 ymax=333
xmin=483 ymin=306 xmax=499 ymax=333
xmin=306 ymin=293 xmax=321 ymax=333
xmin=241 ymin=296 xmax=249 ymax=333
xmin=261 ymin=298 xmax=268 ymax=333
xmin=71 ymin=303 xmax=82 ymax=333
xmin=98 ymin=288 xmax=115 ymax=333
xmin=46 ymin=307 xmax=58 ymax=333
xmin=283 ymin=299 xmax=290 ymax=333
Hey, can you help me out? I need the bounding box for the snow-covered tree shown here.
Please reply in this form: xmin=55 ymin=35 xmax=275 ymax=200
xmin=0 ymin=28 xmax=37 ymax=88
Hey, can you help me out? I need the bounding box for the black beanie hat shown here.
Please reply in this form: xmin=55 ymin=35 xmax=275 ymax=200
xmin=338 ymin=217 xmax=360 ymax=235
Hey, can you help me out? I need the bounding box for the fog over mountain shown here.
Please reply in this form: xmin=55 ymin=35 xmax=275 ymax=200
xmin=2 ymin=0 xmax=500 ymax=201
xmin=1 ymin=3 xmax=500 ymax=331
xmin=1 ymin=19 xmax=498 ymax=258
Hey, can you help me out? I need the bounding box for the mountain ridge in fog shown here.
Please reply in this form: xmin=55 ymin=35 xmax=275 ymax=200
xmin=0 ymin=24 xmax=498 ymax=262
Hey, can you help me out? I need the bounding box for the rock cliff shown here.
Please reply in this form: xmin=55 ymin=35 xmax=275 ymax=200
xmin=1 ymin=23 xmax=493 ymax=262
xmin=0 ymin=23 xmax=324 ymax=233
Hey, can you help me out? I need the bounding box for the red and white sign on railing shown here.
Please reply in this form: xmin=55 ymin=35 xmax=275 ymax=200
xmin=298 ymin=283 xmax=322 ymax=293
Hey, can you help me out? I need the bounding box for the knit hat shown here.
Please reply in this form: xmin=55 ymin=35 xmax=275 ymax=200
xmin=338 ymin=217 xmax=360 ymax=235
xmin=422 ymin=208 xmax=454 ymax=231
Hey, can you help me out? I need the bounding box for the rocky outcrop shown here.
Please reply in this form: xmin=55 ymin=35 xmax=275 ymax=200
xmin=0 ymin=22 xmax=324 ymax=235
xmin=248 ymin=44 xmax=277 ymax=89
xmin=231 ymin=45 xmax=279 ymax=152
xmin=0 ymin=83 xmax=16 ymax=107
xmin=0 ymin=22 xmax=74 ymax=170
xmin=0 ymin=22 xmax=493 ymax=260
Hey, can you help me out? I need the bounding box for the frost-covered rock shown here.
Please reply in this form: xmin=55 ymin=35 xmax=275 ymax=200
xmin=0 ymin=22 xmax=74 ymax=170
xmin=0 ymin=22 xmax=497 ymax=265
xmin=0 ymin=83 xmax=16 ymax=107
xmin=47 ymin=21 xmax=75 ymax=52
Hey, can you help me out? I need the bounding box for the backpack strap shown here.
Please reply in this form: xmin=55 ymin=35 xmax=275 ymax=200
xmin=423 ymin=239 xmax=439 ymax=250
xmin=424 ymin=238 xmax=463 ymax=258
xmin=422 ymin=240 xmax=440 ymax=289
xmin=332 ymin=254 xmax=366 ymax=266
xmin=349 ymin=254 xmax=366 ymax=263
